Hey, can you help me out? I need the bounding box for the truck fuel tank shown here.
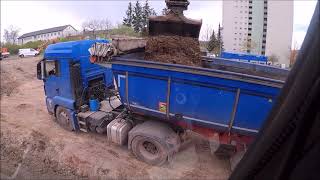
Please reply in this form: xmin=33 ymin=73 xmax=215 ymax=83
xmin=107 ymin=118 xmax=133 ymax=145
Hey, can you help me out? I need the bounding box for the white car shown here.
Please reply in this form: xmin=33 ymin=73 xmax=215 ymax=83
xmin=19 ymin=48 xmax=39 ymax=58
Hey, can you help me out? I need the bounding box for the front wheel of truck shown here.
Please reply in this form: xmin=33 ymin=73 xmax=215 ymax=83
xmin=55 ymin=106 xmax=74 ymax=131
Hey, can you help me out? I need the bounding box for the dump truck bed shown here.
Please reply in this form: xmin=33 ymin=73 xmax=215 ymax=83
xmin=101 ymin=53 xmax=285 ymax=135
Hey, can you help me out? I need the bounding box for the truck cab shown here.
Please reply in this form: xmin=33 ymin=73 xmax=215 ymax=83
xmin=37 ymin=40 xmax=114 ymax=130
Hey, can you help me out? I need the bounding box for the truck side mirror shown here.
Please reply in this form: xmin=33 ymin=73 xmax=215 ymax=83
xmin=37 ymin=60 xmax=45 ymax=80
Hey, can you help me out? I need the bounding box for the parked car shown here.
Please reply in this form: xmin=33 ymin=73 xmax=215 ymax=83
xmin=19 ymin=48 xmax=39 ymax=58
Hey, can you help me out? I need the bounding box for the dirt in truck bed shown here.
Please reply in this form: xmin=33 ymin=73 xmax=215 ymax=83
xmin=0 ymin=56 xmax=230 ymax=179
xmin=145 ymin=35 xmax=202 ymax=67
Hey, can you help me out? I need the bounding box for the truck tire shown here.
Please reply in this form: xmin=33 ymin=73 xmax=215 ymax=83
xmin=19 ymin=54 xmax=24 ymax=58
xmin=131 ymin=135 xmax=168 ymax=165
xmin=129 ymin=121 xmax=181 ymax=166
xmin=55 ymin=106 xmax=74 ymax=131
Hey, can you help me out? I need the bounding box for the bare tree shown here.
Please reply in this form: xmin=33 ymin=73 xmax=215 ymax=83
xmin=82 ymin=18 xmax=113 ymax=38
xmin=240 ymin=39 xmax=258 ymax=52
xmin=289 ymin=41 xmax=299 ymax=67
xmin=3 ymin=25 xmax=20 ymax=44
xmin=268 ymin=54 xmax=279 ymax=63
xmin=201 ymin=24 xmax=213 ymax=42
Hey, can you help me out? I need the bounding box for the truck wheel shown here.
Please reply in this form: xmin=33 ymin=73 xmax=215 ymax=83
xmin=55 ymin=106 xmax=74 ymax=131
xmin=131 ymin=136 xmax=168 ymax=165
xmin=129 ymin=121 xmax=181 ymax=166
xmin=19 ymin=54 xmax=24 ymax=58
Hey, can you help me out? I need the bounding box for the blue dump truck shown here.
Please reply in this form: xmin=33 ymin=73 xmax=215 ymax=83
xmin=37 ymin=40 xmax=288 ymax=166
xmin=220 ymin=52 xmax=268 ymax=65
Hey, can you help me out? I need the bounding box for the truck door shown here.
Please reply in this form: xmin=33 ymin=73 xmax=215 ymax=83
xmin=43 ymin=59 xmax=60 ymax=99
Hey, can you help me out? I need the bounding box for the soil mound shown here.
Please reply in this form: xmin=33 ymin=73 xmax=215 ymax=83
xmin=145 ymin=35 xmax=201 ymax=66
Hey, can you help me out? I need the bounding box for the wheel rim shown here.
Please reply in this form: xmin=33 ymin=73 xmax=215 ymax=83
xmin=143 ymin=141 xmax=159 ymax=155
xmin=139 ymin=140 xmax=160 ymax=161
xmin=58 ymin=111 xmax=69 ymax=126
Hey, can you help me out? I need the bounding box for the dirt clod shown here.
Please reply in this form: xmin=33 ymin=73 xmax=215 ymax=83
xmin=145 ymin=35 xmax=202 ymax=66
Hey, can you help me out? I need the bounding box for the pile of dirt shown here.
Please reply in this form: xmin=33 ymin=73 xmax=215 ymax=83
xmin=145 ymin=35 xmax=202 ymax=66
xmin=0 ymin=69 xmax=20 ymax=97
xmin=0 ymin=130 xmax=80 ymax=179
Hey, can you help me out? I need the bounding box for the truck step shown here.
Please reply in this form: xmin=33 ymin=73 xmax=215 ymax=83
xmin=80 ymin=128 xmax=88 ymax=132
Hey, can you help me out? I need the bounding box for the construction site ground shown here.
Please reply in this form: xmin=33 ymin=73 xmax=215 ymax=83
xmin=0 ymin=56 xmax=230 ymax=180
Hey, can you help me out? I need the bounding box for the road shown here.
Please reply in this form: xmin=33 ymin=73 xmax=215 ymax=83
xmin=0 ymin=56 xmax=230 ymax=179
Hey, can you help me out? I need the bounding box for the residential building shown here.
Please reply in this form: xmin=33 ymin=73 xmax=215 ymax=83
xmin=222 ymin=0 xmax=293 ymax=67
xmin=18 ymin=25 xmax=77 ymax=45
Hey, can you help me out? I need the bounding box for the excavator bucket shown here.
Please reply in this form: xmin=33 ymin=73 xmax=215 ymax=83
xmin=148 ymin=0 xmax=202 ymax=38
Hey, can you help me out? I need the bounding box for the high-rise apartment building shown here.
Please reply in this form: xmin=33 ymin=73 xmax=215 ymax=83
xmin=222 ymin=0 xmax=293 ymax=67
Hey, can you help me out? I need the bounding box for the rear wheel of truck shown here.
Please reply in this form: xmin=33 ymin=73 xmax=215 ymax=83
xmin=131 ymin=136 xmax=168 ymax=165
xmin=19 ymin=54 xmax=24 ymax=58
xmin=129 ymin=121 xmax=181 ymax=166
xmin=55 ymin=106 xmax=74 ymax=131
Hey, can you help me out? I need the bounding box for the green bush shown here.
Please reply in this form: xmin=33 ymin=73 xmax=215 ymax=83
xmin=3 ymin=40 xmax=44 ymax=54
xmin=109 ymin=25 xmax=140 ymax=37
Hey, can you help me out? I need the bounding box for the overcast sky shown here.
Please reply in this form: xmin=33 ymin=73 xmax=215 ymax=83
xmin=1 ymin=0 xmax=317 ymax=48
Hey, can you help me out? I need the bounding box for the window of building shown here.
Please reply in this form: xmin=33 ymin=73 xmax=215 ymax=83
xmin=264 ymin=12 xmax=268 ymax=15
xmin=249 ymin=17 xmax=252 ymax=20
xmin=264 ymin=7 xmax=267 ymax=10
xmin=248 ymin=28 xmax=251 ymax=31
xmin=261 ymin=51 xmax=265 ymax=55
xmin=249 ymin=22 xmax=252 ymax=25
xmin=264 ymin=18 xmax=267 ymax=21
xmin=263 ymin=34 xmax=266 ymax=38
xmin=235 ymin=22 xmax=238 ymax=24
xmin=248 ymin=33 xmax=252 ymax=36
xmin=240 ymin=27 xmax=242 ymax=29
xmin=262 ymin=40 xmax=266 ymax=43
xmin=247 ymin=50 xmax=251 ymax=53
xmin=249 ymin=12 xmax=252 ymax=14
xmin=249 ymin=1 xmax=252 ymax=3
xmin=262 ymin=45 xmax=266 ymax=49
xmin=244 ymin=28 xmax=247 ymax=30
xmin=263 ymin=29 xmax=267 ymax=32
xmin=234 ymin=38 xmax=237 ymax=40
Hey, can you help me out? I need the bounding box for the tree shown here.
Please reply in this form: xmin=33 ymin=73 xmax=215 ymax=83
xmin=268 ymin=54 xmax=279 ymax=63
xmin=3 ymin=25 xmax=20 ymax=44
xmin=241 ymin=39 xmax=258 ymax=52
xmin=217 ymin=23 xmax=224 ymax=54
xmin=142 ymin=0 xmax=157 ymax=28
xmin=82 ymin=18 xmax=113 ymax=38
xmin=207 ymin=29 xmax=219 ymax=53
xmin=132 ymin=0 xmax=143 ymax=33
xmin=123 ymin=2 xmax=134 ymax=27
xmin=162 ymin=7 xmax=169 ymax=15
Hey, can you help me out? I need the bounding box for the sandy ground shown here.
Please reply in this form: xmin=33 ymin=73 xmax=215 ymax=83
xmin=0 ymin=56 xmax=230 ymax=179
